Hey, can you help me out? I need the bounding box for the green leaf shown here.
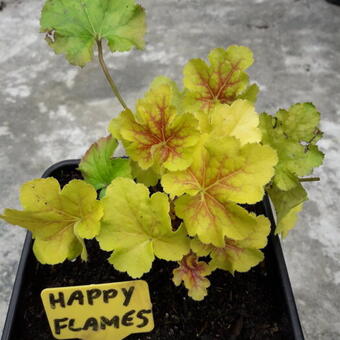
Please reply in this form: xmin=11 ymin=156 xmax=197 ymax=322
xmin=40 ymin=0 xmax=146 ymax=66
xmin=172 ymin=252 xmax=212 ymax=301
xmin=268 ymin=182 xmax=308 ymax=238
xmin=0 ymin=178 xmax=103 ymax=264
xmin=277 ymin=103 xmax=321 ymax=142
xmin=79 ymin=136 xmax=131 ymax=190
xmin=259 ymin=103 xmax=324 ymax=191
xmin=96 ymin=177 xmax=190 ymax=278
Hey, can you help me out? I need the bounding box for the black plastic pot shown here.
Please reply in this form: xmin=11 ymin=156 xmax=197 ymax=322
xmin=1 ymin=160 xmax=305 ymax=340
xmin=325 ymin=0 xmax=340 ymax=6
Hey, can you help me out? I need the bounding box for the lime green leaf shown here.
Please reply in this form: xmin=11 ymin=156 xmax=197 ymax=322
xmin=183 ymin=46 xmax=257 ymax=112
xmin=130 ymin=161 xmax=160 ymax=187
xmin=33 ymin=230 xmax=84 ymax=264
xmin=79 ymin=136 xmax=131 ymax=190
xmin=96 ymin=178 xmax=190 ymax=278
xmin=239 ymin=83 xmax=259 ymax=103
xmin=259 ymin=103 xmax=324 ymax=191
xmin=99 ymin=187 xmax=107 ymax=199
xmin=277 ymin=103 xmax=321 ymax=142
xmin=161 ymin=136 xmax=277 ymax=246
xmin=40 ymin=0 xmax=146 ymax=66
xmin=207 ymin=100 xmax=261 ymax=145
xmin=268 ymin=182 xmax=307 ymax=238
xmin=285 ymin=144 xmax=324 ymax=177
xmin=0 ymin=178 xmax=103 ymax=264
xmin=149 ymin=76 xmax=183 ymax=112
xmin=149 ymin=76 xmax=178 ymax=90
xmin=191 ymin=214 xmax=270 ymax=275
xmin=109 ymin=84 xmax=200 ymax=171
xmin=278 ymin=203 xmax=304 ymax=238
xmin=172 ymin=252 xmax=212 ymax=301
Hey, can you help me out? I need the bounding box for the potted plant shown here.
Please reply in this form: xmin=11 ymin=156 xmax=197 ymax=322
xmin=0 ymin=0 xmax=324 ymax=339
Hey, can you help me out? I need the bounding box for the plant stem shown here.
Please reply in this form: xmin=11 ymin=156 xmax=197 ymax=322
xmin=299 ymin=177 xmax=320 ymax=182
xmin=96 ymin=39 xmax=128 ymax=110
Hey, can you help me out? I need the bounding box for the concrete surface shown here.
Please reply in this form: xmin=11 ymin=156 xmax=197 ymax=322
xmin=0 ymin=0 xmax=340 ymax=338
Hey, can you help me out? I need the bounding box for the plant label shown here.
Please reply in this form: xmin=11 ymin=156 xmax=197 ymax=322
xmin=41 ymin=280 xmax=154 ymax=340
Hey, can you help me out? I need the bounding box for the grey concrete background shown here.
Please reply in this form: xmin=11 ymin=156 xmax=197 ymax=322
xmin=0 ymin=0 xmax=339 ymax=338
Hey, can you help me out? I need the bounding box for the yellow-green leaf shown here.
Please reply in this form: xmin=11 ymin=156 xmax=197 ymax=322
xmin=207 ymin=99 xmax=261 ymax=145
xmin=239 ymin=83 xmax=259 ymax=103
xmin=172 ymin=252 xmax=212 ymax=301
xmin=33 ymin=229 xmax=84 ymax=264
xmin=183 ymin=45 xmax=257 ymax=112
xmin=40 ymin=0 xmax=146 ymax=67
xmin=109 ymin=84 xmax=200 ymax=171
xmin=130 ymin=161 xmax=160 ymax=187
xmin=162 ymin=137 xmax=277 ymax=246
xmin=149 ymin=76 xmax=183 ymax=113
xmin=0 ymin=178 xmax=103 ymax=264
xmin=268 ymin=182 xmax=307 ymax=238
xmin=191 ymin=214 xmax=270 ymax=275
xmin=96 ymin=178 xmax=190 ymax=278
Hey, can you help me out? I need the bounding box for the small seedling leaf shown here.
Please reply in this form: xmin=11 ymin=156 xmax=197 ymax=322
xmin=172 ymin=252 xmax=211 ymax=301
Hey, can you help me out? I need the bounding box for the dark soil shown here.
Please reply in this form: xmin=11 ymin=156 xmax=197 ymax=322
xmin=13 ymin=167 xmax=293 ymax=340
xmin=0 ymin=1 xmax=6 ymax=11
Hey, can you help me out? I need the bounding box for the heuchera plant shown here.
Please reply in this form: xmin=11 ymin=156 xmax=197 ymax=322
xmin=0 ymin=0 xmax=324 ymax=301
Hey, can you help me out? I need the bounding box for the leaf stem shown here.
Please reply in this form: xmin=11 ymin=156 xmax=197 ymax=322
xmin=299 ymin=177 xmax=320 ymax=182
xmin=96 ymin=39 xmax=128 ymax=110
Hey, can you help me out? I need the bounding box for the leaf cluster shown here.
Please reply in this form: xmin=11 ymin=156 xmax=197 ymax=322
xmin=0 ymin=0 xmax=325 ymax=302
xmin=259 ymin=103 xmax=324 ymax=237
xmin=100 ymin=46 xmax=281 ymax=300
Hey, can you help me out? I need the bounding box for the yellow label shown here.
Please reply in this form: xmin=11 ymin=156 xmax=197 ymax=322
xmin=41 ymin=280 xmax=154 ymax=340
